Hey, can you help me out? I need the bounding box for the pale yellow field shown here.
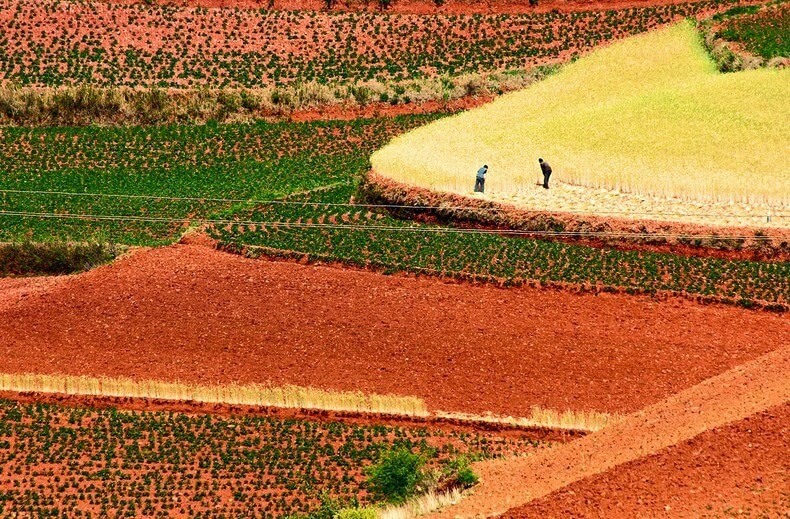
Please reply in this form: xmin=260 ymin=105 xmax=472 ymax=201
xmin=371 ymin=22 xmax=790 ymax=208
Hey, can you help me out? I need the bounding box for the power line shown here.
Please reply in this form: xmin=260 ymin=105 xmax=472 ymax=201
xmin=0 ymin=188 xmax=786 ymax=219
xmin=0 ymin=209 xmax=781 ymax=241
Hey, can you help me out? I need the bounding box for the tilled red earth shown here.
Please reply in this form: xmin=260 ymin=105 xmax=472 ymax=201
xmin=1 ymin=244 xmax=787 ymax=416
xmin=501 ymin=403 xmax=790 ymax=518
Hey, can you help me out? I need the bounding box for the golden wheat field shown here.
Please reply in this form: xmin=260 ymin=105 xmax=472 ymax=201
xmin=371 ymin=22 xmax=790 ymax=207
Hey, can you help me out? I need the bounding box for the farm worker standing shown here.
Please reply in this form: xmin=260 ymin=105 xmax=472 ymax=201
xmin=539 ymin=158 xmax=552 ymax=189
xmin=474 ymin=165 xmax=488 ymax=193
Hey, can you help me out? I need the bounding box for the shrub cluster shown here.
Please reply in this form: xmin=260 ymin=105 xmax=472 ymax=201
xmin=0 ymin=242 xmax=118 ymax=276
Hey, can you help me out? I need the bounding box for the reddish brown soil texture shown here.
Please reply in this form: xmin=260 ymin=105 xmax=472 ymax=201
xmin=0 ymin=244 xmax=787 ymax=416
xmin=501 ymin=404 xmax=790 ymax=518
xmin=286 ymin=96 xmax=494 ymax=122
xmin=102 ymin=0 xmax=731 ymax=14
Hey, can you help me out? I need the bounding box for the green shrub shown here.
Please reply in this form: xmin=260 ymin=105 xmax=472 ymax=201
xmin=365 ymin=447 xmax=426 ymax=504
xmin=444 ymin=456 xmax=479 ymax=488
xmin=335 ymin=508 xmax=378 ymax=519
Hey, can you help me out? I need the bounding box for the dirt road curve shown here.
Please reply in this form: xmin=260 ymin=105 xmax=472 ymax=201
xmin=503 ymin=403 xmax=789 ymax=518
xmin=429 ymin=345 xmax=790 ymax=518
xmin=0 ymin=244 xmax=786 ymax=416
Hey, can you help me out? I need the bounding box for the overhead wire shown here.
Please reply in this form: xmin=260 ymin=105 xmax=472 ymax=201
xmin=0 ymin=209 xmax=781 ymax=240
xmin=0 ymin=188 xmax=786 ymax=219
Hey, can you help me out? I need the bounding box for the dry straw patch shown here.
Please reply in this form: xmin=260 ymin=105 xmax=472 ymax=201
xmin=0 ymin=373 xmax=429 ymax=417
xmin=436 ymin=406 xmax=618 ymax=433
xmin=372 ymin=22 xmax=790 ymax=207
xmin=0 ymin=373 xmax=614 ymax=432
xmin=378 ymin=488 xmax=466 ymax=519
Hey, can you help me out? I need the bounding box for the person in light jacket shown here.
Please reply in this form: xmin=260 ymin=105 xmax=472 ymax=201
xmin=474 ymin=165 xmax=488 ymax=193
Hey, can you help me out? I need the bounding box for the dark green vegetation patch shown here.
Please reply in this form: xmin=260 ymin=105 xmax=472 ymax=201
xmin=716 ymin=2 xmax=789 ymax=59
xmin=0 ymin=241 xmax=118 ymax=276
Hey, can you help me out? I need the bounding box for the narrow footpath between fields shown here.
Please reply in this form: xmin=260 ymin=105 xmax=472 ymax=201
xmin=428 ymin=345 xmax=790 ymax=518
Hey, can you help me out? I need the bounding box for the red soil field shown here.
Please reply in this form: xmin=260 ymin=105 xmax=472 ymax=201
xmin=0 ymin=0 xmax=720 ymax=88
xmin=101 ymin=0 xmax=734 ymax=14
xmin=0 ymin=243 xmax=787 ymax=417
xmin=503 ymin=404 xmax=790 ymax=518
xmin=430 ymin=344 xmax=790 ymax=517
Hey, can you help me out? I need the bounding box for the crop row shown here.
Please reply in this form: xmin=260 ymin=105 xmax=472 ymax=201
xmin=211 ymin=183 xmax=790 ymax=308
xmin=0 ymin=398 xmax=539 ymax=517
xmin=715 ymin=2 xmax=789 ymax=60
xmin=0 ymin=115 xmax=439 ymax=244
xmin=0 ymin=0 xmax=738 ymax=87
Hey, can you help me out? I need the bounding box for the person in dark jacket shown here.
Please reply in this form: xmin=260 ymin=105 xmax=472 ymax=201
xmin=539 ymin=158 xmax=552 ymax=189
xmin=474 ymin=165 xmax=488 ymax=193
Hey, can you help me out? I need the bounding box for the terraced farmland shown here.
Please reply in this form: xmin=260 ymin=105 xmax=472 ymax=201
xmin=0 ymin=2 xmax=788 ymax=517
xmin=0 ymin=0 xmax=736 ymax=88
xmin=1 ymin=116 xmax=788 ymax=307
xmin=0 ymin=398 xmax=540 ymax=517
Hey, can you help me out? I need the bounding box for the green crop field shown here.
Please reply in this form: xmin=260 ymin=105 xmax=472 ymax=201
xmin=1 ymin=116 xmax=788 ymax=308
xmin=0 ymin=116 xmax=440 ymax=244
xmin=0 ymin=0 xmax=735 ymax=88
xmin=716 ymin=1 xmax=789 ymax=59
xmin=0 ymin=398 xmax=538 ymax=517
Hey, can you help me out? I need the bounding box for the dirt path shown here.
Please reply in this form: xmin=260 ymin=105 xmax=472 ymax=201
xmin=429 ymin=345 xmax=790 ymax=518
xmin=0 ymin=244 xmax=786 ymax=417
xmin=503 ymin=403 xmax=789 ymax=518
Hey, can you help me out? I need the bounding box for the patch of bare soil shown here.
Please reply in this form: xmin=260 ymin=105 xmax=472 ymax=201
xmin=286 ymin=96 xmax=494 ymax=122
xmin=0 ymin=275 xmax=73 ymax=313
xmin=428 ymin=345 xmax=790 ymax=518
xmin=0 ymin=244 xmax=786 ymax=417
xmin=502 ymin=403 xmax=790 ymax=518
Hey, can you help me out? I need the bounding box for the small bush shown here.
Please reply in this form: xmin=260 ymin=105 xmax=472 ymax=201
xmin=444 ymin=456 xmax=479 ymax=488
xmin=366 ymin=447 xmax=426 ymax=504
xmin=335 ymin=508 xmax=378 ymax=519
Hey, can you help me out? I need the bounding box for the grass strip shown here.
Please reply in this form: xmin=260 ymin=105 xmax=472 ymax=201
xmin=0 ymin=373 xmax=429 ymax=417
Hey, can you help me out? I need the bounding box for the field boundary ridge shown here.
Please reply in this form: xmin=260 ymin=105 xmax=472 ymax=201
xmin=0 ymin=373 xmax=610 ymax=434
xmin=222 ymin=238 xmax=789 ymax=313
xmin=362 ymin=171 xmax=790 ymax=261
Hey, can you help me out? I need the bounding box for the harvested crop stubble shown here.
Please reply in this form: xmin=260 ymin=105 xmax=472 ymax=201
xmin=435 ymin=408 xmax=617 ymax=433
xmin=0 ymin=372 xmax=616 ymax=431
xmin=372 ymin=22 xmax=790 ymax=206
